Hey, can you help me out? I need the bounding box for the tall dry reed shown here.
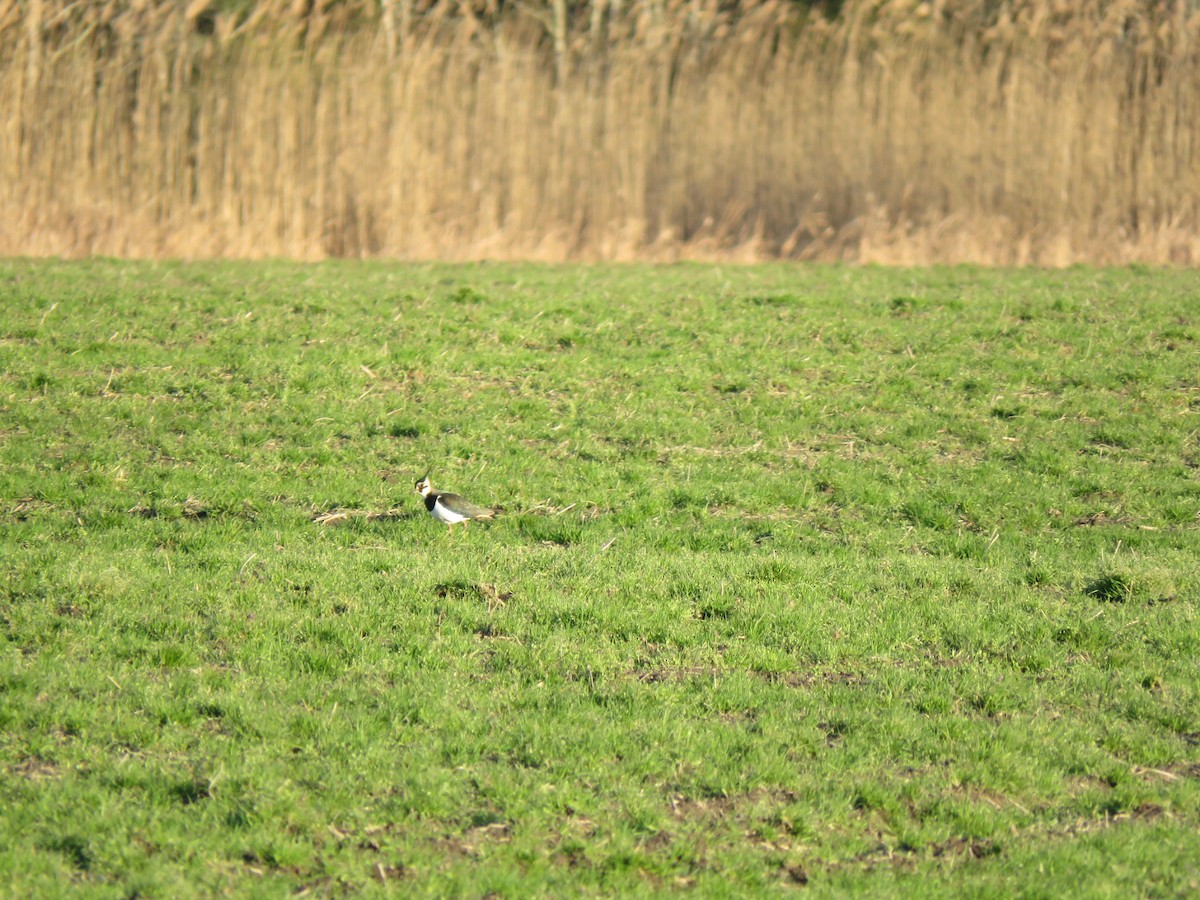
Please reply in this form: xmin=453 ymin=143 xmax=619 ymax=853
xmin=1 ymin=0 xmax=1198 ymax=264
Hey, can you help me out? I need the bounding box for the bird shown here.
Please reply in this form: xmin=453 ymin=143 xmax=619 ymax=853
xmin=414 ymin=471 xmax=497 ymax=534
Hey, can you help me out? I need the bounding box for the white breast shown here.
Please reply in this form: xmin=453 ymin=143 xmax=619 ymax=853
xmin=430 ymin=497 xmax=468 ymax=525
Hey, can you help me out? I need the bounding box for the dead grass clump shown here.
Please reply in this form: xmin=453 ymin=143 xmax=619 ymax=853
xmin=312 ymin=507 xmax=411 ymax=526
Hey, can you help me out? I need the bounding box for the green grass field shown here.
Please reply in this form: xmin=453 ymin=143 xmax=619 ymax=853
xmin=2 ymin=260 xmax=1198 ymax=897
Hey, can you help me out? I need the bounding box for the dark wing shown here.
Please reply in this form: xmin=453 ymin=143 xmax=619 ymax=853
xmin=438 ymin=492 xmax=495 ymax=520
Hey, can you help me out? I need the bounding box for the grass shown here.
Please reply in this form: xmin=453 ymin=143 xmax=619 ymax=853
xmin=6 ymin=1 xmax=1200 ymax=265
xmin=1 ymin=259 xmax=1199 ymax=896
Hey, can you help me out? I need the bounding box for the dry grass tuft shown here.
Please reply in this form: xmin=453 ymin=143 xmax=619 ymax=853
xmin=312 ymin=507 xmax=411 ymax=526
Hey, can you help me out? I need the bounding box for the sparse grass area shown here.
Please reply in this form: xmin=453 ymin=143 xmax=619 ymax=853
xmin=1 ymin=260 xmax=1199 ymax=895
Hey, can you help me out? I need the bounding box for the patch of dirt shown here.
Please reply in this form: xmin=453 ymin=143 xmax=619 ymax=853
xmin=182 ymin=496 xmax=208 ymax=520
xmin=668 ymin=787 xmax=799 ymax=824
xmin=767 ymin=671 xmax=867 ymax=688
xmin=451 ymin=821 xmax=512 ymax=856
xmin=630 ymin=668 xmax=867 ymax=688
xmin=9 ymin=755 xmax=62 ymax=780
xmin=634 ymin=666 xmax=721 ymax=683
xmin=930 ymin=837 xmax=999 ymax=859
xmin=372 ymin=862 xmax=409 ymax=883
xmin=475 ymin=621 xmax=520 ymax=641
xmin=781 ymin=864 xmax=809 ymax=884
xmin=1051 ymin=804 xmax=1170 ymax=835
xmin=433 ymin=581 xmax=513 ymax=611
xmin=826 ymin=800 xmax=1176 ymax=878
xmin=637 ymin=830 xmax=675 ymax=852
xmin=1073 ymin=511 xmax=1132 ymax=527
xmin=669 ymin=794 xmax=740 ymax=821
xmin=817 ymin=720 xmax=849 ymax=747
xmin=563 ymin=815 xmax=597 ymax=837
xmin=4 ymin=498 xmax=57 ymax=521
xmin=467 ymin=821 xmax=511 ymax=841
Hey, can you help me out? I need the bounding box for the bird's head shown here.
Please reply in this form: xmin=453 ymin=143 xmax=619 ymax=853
xmin=414 ymin=472 xmax=432 ymax=496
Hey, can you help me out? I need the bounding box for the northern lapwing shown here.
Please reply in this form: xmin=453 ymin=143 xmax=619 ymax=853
xmin=414 ymin=472 xmax=497 ymax=534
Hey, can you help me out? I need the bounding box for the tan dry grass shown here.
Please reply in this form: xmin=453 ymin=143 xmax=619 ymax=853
xmin=1 ymin=0 xmax=1198 ymax=264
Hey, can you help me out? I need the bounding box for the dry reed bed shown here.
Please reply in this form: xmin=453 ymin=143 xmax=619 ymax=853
xmin=1 ymin=0 xmax=1198 ymax=264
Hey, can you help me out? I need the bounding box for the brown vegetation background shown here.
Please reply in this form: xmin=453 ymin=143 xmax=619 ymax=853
xmin=2 ymin=0 xmax=1199 ymax=264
